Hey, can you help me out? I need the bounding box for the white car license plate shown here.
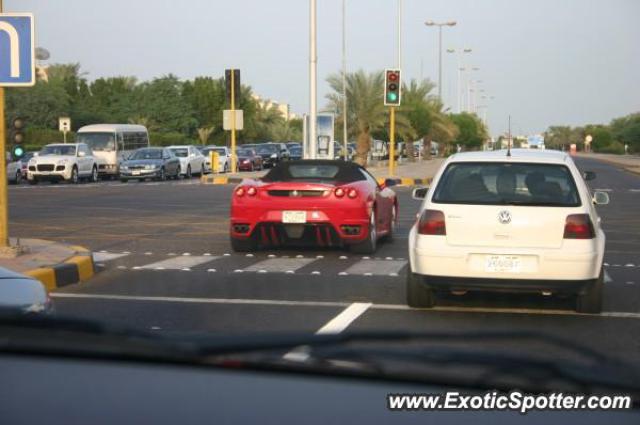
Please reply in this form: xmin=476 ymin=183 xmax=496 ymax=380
xmin=132 ymin=170 xmax=141 ymax=176
xmin=282 ymin=211 xmax=306 ymax=223
xmin=485 ymin=255 xmax=520 ymax=273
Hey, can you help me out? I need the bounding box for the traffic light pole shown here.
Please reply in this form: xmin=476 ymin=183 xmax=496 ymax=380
xmin=389 ymin=107 xmax=395 ymax=176
xmin=0 ymin=87 xmax=7 ymax=247
xmin=230 ymin=69 xmax=237 ymax=174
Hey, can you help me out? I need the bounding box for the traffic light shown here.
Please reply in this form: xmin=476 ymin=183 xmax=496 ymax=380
xmin=225 ymin=69 xmax=241 ymax=108
xmin=10 ymin=117 xmax=26 ymax=160
xmin=384 ymin=69 xmax=401 ymax=106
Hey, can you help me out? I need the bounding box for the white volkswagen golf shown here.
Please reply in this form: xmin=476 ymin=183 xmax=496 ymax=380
xmin=408 ymin=149 xmax=609 ymax=313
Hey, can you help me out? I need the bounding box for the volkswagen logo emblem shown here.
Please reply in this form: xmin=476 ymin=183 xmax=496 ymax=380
xmin=498 ymin=210 xmax=512 ymax=224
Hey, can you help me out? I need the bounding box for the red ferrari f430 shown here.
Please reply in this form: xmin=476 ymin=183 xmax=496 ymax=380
xmin=230 ymin=160 xmax=398 ymax=254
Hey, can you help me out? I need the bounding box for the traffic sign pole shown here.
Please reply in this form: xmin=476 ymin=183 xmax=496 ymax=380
xmin=230 ymin=69 xmax=236 ymax=174
xmin=0 ymin=87 xmax=8 ymax=247
xmin=389 ymin=107 xmax=395 ymax=177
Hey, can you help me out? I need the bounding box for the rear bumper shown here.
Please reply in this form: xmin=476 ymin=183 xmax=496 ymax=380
xmin=419 ymin=275 xmax=594 ymax=294
xmin=230 ymin=206 xmax=370 ymax=244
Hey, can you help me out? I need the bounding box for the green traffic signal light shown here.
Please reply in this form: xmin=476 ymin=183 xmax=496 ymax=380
xmin=387 ymin=93 xmax=398 ymax=102
xmin=12 ymin=145 xmax=25 ymax=159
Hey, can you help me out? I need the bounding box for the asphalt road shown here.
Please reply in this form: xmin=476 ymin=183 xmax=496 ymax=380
xmin=8 ymin=158 xmax=640 ymax=366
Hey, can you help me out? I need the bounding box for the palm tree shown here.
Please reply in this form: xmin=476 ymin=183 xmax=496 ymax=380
xmin=197 ymin=126 xmax=214 ymax=145
xmin=326 ymin=70 xmax=415 ymax=166
xmin=253 ymin=101 xmax=286 ymax=140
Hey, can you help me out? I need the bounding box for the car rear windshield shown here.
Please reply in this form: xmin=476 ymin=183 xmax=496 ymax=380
xmin=432 ymin=162 xmax=581 ymax=206
xmin=263 ymin=162 xmax=366 ymax=183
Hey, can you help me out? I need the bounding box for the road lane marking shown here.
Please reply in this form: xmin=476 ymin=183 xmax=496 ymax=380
xmin=243 ymin=258 xmax=316 ymax=273
xmin=138 ymin=256 xmax=220 ymax=270
xmin=92 ymin=252 xmax=130 ymax=262
xmin=316 ymin=302 xmax=372 ymax=335
xmin=605 ymin=270 xmax=613 ymax=283
xmin=50 ymin=293 xmax=640 ymax=319
xmin=342 ymin=259 xmax=407 ymax=276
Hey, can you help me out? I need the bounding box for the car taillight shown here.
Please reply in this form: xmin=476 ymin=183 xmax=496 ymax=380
xmin=563 ymin=214 xmax=595 ymax=239
xmin=335 ymin=188 xmax=345 ymax=198
xmin=418 ymin=209 xmax=446 ymax=235
xmin=246 ymin=187 xmax=257 ymax=196
xmin=235 ymin=187 xmax=245 ymax=197
xmin=347 ymin=188 xmax=357 ymax=199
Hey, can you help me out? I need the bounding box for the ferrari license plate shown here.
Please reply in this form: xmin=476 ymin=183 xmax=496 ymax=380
xmin=485 ymin=255 xmax=520 ymax=273
xmin=282 ymin=211 xmax=306 ymax=223
xmin=132 ymin=170 xmax=141 ymax=176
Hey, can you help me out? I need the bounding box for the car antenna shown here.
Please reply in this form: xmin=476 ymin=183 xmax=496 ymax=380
xmin=507 ymin=115 xmax=512 ymax=157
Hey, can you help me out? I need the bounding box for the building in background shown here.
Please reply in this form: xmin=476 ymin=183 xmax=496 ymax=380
xmin=251 ymin=95 xmax=297 ymax=120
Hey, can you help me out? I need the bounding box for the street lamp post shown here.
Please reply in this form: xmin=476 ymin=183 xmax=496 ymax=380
xmin=309 ymin=0 xmax=317 ymax=159
xmin=447 ymin=47 xmax=471 ymax=113
xmin=425 ymin=20 xmax=456 ymax=102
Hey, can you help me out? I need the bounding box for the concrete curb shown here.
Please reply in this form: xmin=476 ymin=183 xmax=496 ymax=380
xmin=201 ymin=175 xmax=433 ymax=187
xmin=23 ymin=245 xmax=95 ymax=291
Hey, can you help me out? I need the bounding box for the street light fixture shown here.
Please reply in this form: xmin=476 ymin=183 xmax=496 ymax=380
xmin=447 ymin=47 xmax=472 ymax=113
xmin=425 ymin=20 xmax=457 ymax=101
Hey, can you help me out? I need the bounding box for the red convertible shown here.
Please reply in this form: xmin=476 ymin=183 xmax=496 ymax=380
xmin=230 ymin=160 xmax=398 ymax=253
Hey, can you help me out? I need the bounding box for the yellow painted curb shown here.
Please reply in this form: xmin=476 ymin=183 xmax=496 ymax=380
xmin=25 ymin=268 xmax=57 ymax=291
xmin=65 ymin=255 xmax=95 ymax=282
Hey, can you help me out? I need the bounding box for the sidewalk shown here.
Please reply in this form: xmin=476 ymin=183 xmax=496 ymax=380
xmin=0 ymin=238 xmax=94 ymax=290
xmin=201 ymin=158 xmax=445 ymax=186
xmin=575 ymin=153 xmax=640 ymax=175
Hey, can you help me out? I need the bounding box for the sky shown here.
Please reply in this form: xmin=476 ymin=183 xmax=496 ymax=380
xmin=7 ymin=0 xmax=640 ymax=137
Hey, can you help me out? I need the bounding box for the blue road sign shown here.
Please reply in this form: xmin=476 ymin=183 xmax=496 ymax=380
xmin=0 ymin=13 xmax=35 ymax=87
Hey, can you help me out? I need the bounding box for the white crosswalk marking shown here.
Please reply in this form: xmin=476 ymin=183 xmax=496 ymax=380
xmin=138 ymin=256 xmax=220 ymax=270
xmin=93 ymin=252 xmax=130 ymax=262
xmin=243 ymin=258 xmax=317 ymax=273
xmin=343 ymin=259 xmax=407 ymax=276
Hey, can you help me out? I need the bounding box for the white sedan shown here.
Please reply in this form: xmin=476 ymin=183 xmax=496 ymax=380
xmin=167 ymin=145 xmax=206 ymax=178
xmin=407 ymin=149 xmax=609 ymax=313
xmin=27 ymin=143 xmax=98 ymax=185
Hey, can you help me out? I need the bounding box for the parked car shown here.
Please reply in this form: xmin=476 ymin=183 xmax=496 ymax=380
xmin=6 ymin=152 xmax=35 ymax=184
xmin=407 ymin=149 xmax=609 ymax=313
xmin=288 ymin=145 xmax=303 ymax=161
xmin=254 ymin=143 xmax=290 ymax=168
xmin=0 ymin=266 xmax=53 ymax=314
xmin=200 ymin=146 xmax=231 ymax=173
xmin=236 ymin=148 xmax=263 ymax=171
xmin=27 ymin=143 xmax=98 ymax=185
xmin=119 ymin=148 xmax=180 ymax=182
xmin=167 ymin=145 xmax=206 ymax=178
xmin=285 ymin=142 xmax=301 ymax=151
xmin=230 ymin=160 xmax=398 ymax=253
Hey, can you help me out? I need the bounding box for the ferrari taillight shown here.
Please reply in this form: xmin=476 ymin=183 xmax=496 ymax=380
xmin=347 ymin=188 xmax=357 ymax=199
xmin=246 ymin=187 xmax=257 ymax=196
xmin=335 ymin=188 xmax=345 ymax=198
xmin=235 ymin=187 xmax=245 ymax=197
xmin=418 ymin=209 xmax=446 ymax=235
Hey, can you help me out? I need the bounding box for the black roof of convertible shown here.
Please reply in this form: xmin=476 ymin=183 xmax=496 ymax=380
xmin=262 ymin=160 xmax=365 ymax=182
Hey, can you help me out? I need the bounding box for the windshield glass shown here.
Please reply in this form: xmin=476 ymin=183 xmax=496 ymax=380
xmin=76 ymin=132 xmax=116 ymax=151
xmin=432 ymin=162 xmax=580 ymax=206
xmin=169 ymin=148 xmax=189 ymax=157
xmin=255 ymin=144 xmax=278 ymax=154
xmin=129 ymin=149 xmax=162 ymax=160
xmin=40 ymin=145 xmax=77 ymax=156
xmin=5 ymin=1 xmax=640 ymax=410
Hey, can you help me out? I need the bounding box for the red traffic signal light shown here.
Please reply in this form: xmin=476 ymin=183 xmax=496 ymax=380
xmin=384 ymin=69 xmax=401 ymax=106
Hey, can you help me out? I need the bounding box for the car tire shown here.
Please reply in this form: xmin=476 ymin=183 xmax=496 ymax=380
xmin=186 ymin=165 xmax=192 ymax=179
xmin=576 ymin=267 xmax=604 ymax=314
xmin=90 ymin=166 xmax=98 ymax=183
xmin=383 ymin=204 xmax=397 ymax=242
xmin=224 ymin=162 xmax=229 ymax=173
xmin=200 ymin=164 xmax=205 ymax=176
xmin=158 ymin=167 xmax=166 ymax=181
xmin=69 ymin=166 xmax=79 ymax=184
xmin=406 ymin=270 xmax=435 ymax=308
xmin=230 ymin=236 xmax=256 ymax=252
xmin=349 ymin=211 xmax=377 ymax=254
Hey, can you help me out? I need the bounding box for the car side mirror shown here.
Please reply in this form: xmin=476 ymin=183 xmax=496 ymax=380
xmin=582 ymin=171 xmax=596 ymax=181
xmin=412 ymin=187 xmax=429 ymax=200
xmin=593 ymin=191 xmax=610 ymax=205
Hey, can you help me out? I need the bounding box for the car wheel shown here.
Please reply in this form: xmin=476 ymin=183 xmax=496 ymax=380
xmin=230 ymin=236 xmax=256 ymax=252
xmin=384 ymin=204 xmax=397 ymax=242
xmin=576 ymin=267 xmax=604 ymax=314
xmin=186 ymin=165 xmax=192 ymax=179
xmin=224 ymin=162 xmax=229 ymax=173
xmin=349 ymin=211 xmax=377 ymax=254
xmin=13 ymin=170 xmax=22 ymax=184
xmin=70 ymin=166 xmax=79 ymax=184
xmin=91 ymin=166 xmax=98 ymax=183
xmin=158 ymin=167 xmax=166 ymax=181
xmin=406 ymin=270 xmax=435 ymax=308
xmin=200 ymin=164 xmax=205 ymax=176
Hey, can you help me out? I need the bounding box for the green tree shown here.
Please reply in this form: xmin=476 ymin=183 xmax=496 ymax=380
xmin=5 ymin=80 xmax=70 ymax=129
xmin=449 ymin=112 xmax=488 ymax=151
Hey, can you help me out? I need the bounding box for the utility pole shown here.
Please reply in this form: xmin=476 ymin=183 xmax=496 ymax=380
xmin=341 ymin=0 xmax=348 ymax=161
xmin=309 ymin=0 xmax=317 ymax=159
